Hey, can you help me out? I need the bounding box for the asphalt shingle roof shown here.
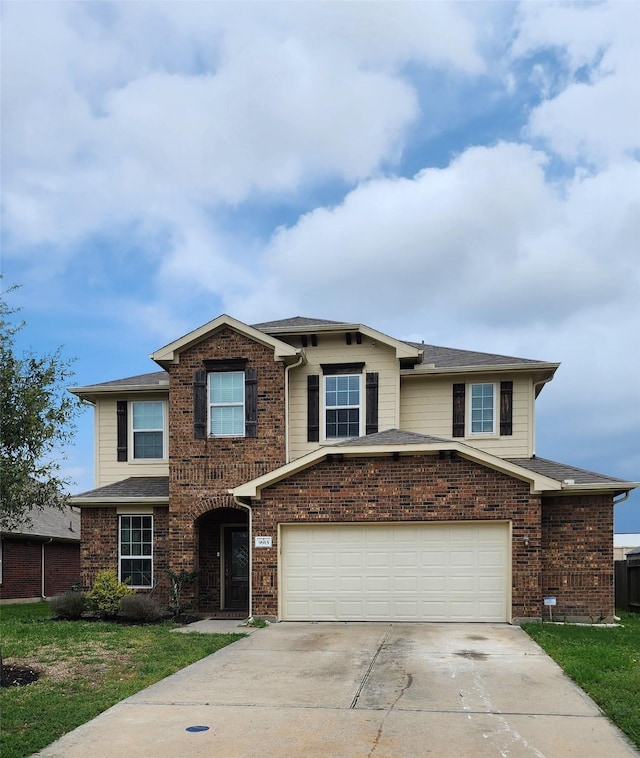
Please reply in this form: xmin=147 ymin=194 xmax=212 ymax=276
xmin=405 ymin=343 xmax=545 ymax=368
xmin=337 ymin=429 xmax=449 ymax=446
xmin=74 ymin=477 xmax=169 ymax=499
xmin=504 ymin=457 xmax=632 ymax=485
xmin=253 ymin=316 xmax=348 ymax=329
xmin=81 ymin=371 xmax=169 ymax=389
xmin=3 ymin=505 xmax=80 ymax=541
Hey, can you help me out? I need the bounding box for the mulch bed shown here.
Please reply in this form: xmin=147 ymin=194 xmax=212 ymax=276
xmin=1 ymin=664 xmax=40 ymax=687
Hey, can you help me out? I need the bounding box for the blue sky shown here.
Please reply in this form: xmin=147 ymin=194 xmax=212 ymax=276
xmin=2 ymin=1 xmax=639 ymax=531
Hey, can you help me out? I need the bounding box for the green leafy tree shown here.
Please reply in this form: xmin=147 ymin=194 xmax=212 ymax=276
xmin=0 ymin=285 xmax=81 ymax=530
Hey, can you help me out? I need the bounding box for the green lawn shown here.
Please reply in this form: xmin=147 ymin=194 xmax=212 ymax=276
xmin=523 ymin=611 xmax=640 ymax=750
xmin=0 ymin=602 xmax=243 ymax=758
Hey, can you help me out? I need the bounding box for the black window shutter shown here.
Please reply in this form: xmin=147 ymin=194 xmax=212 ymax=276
xmin=245 ymin=367 xmax=258 ymax=438
xmin=500 ymin=381 xmax=513 ymax=436
xmin=307 ymin=375 xmax=320 ymax=442
xmin=193 ymin=370 xmax=207 ymax=439
xmin=365 ymin=372 xmax=379 ymax=435
xmin=452 ymin=383 xmax=465 ymax=437
xmin=116 ymin=400 xmax=128 ymax=461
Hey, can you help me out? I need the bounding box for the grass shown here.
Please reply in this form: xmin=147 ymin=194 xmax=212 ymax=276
xmin=523 ymin=611 xmax=640 ymax=750
xmin=0 ymin=602 xmax=243 ymax=758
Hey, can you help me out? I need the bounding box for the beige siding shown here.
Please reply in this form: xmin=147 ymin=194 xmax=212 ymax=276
xmin=95 ymin=394 xmax=169 ymax=487
xmin=400 ymin=374 xmax=534 ymax=458
xmin=288 ymin=335 xmax=400 ymax=461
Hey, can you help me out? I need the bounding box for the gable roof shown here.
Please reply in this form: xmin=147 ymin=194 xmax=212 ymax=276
xmin=232 ymin=430 xmax=564 ymax=499
xmin=2 ymin=505 xmax=81 ymax=542
xmin=253 ymin=316 xmax=346 ymax=329
xmin=150 ymin=314 xmax=300 ymax=368
xmin=232 ymin=429 xmax=637 ymax=501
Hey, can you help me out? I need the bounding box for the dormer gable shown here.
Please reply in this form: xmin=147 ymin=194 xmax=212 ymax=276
xmin=150 ymin=314 xmax=300 ymax=368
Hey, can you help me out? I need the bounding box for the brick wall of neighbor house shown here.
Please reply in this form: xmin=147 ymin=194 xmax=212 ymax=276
xmin=0 ymin=540 xmax=42 ymax=599
xmin=249 ymin=454 xmax=544 ymax=621
xmin=166 ymin=327 xmax=287 ymax=576
xmin=80 ymin=507 xmax=169 ymax=592
xmin=43 ymin=542 xmax=81 ymax=597
xmin=541 ymin=494 xmax=614 ymax=621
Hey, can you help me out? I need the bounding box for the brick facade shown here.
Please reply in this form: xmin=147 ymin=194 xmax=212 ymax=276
xmin=166 ymin=327 xmax=286 ymax=578
xmin=541 ymin=494 xmax=614 ymax=621
xmin=248 ymin=454 xmax=547 ymax=620
xmin=0 ymin=538 xmax=80 ymax=601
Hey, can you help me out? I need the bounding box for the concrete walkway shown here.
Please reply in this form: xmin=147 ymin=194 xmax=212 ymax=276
xmin=38 ymin=622 xmax=638 ymax=757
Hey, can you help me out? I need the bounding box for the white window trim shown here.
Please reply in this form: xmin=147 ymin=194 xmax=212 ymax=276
xmin=467 ymin=382 xmax=498 ymax=437
xmin=322 ymin=373 xmax=363 ymax=441
xmin=129 ymin=400 xmax=167 ymax=461
xmin=208 ymin=371 xmax=246 ymax=438
xmin=118 ymin=514 xmax=154 ymax=589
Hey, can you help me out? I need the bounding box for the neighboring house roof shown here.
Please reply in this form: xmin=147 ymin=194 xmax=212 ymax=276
xmin=1 ymin=505 xmax=80 ymax=542
xmin=73 ymin=477 xmax=169 ymax=504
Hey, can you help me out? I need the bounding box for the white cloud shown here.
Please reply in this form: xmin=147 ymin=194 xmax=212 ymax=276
xmin=512 ymin=1 xmax=640 ymax=164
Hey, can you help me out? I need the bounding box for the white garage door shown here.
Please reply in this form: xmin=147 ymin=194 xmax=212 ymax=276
xmin=280 ymin=522 xmax=509 ymax=622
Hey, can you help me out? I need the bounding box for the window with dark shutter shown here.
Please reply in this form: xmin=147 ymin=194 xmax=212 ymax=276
xmin=500 ymin=381 xmax=513 ymax=436
xmin=452 ymin=383 xmax=465 ymax=437
xmin=307 ymin=375 xmax=320 ymax=442
xmin=245 ymin=368 xmax=258 ymax=438
xmin=117 ymin=400 xmax=128 ymax=461
xmin=193 ymin=370 xmax=207 ymax=439
xmin=365 ymin=372 xmax=379 ymax=435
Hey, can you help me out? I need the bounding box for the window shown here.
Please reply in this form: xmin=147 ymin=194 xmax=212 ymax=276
xmin=119 ymin=515 xmax=153 ymax=588
xmin=209 ymin=371 xmax=245 ymax=436
xmin=325 ymin=374 xmax=361 ymax=438
xmin=470 ymin=383 xmax=495 ymax=434
xmin=131 ymin=401 xmax=165 ymax=459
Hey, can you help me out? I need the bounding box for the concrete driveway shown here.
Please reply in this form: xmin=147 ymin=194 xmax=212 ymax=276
xmin=38 ymin=622 xmax=638 ymax=758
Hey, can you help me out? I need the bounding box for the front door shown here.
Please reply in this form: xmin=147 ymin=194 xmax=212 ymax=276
xmin=223 ymin=526 xmax=249 ymax=611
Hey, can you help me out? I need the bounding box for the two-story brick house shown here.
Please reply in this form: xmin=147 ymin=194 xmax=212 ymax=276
xmin=71 ymin=315 xmax=636 ymax=623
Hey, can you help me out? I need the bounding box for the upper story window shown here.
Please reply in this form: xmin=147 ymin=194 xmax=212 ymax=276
xmin=131 ymin=401 xmax=165 ymax=458
xmin=193 ymin=363 xmax=257 ymax=440
xmin=208 ymin=371 xmax=245 ymax=437
xmin=324 ymin=374 xmax=361 ymax=439
xmin=470 ymin=383 xmax=495 ymax=434
xmin=117 ymin=400 xmax=166 ymax=462
xmin=453 ymin=381 xmax=512 ymax=438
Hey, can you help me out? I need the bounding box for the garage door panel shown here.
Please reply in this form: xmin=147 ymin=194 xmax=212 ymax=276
xmin=281 ymin=523 xmax=509 ymax=622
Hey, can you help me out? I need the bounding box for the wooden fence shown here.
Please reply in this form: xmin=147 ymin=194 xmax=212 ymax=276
xmin=615 ymin=557 xmax=640 ymax=612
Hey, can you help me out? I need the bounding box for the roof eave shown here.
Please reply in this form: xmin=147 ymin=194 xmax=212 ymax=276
xmin=69 ymin=383 xmax=169 ymax=400
xmin=401 ymin=362 xmax=560 ymax=377
xmin=71 ymin=496 xmax=169 ymax=507
xmin=557 ymin=482 xmax=639 ymax=496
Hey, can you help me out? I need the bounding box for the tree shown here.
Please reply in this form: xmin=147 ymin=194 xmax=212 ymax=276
xmin=0 ymin=286 xmax=81 ymax=531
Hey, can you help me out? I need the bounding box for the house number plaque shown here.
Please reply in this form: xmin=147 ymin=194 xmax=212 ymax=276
xmin=255 ymin=536 xmax=272 ymax=548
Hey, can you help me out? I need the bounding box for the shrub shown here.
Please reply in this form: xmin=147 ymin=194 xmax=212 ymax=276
xmin=119 ymin=594 xmax=163 ymax=623
xmin=48 ymin=591 xmax=87 ymax=620
xmin=166 ymin=568 xmax=199 ymax=618
xmin=85 ymin=570 xmax=134 ymax=618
